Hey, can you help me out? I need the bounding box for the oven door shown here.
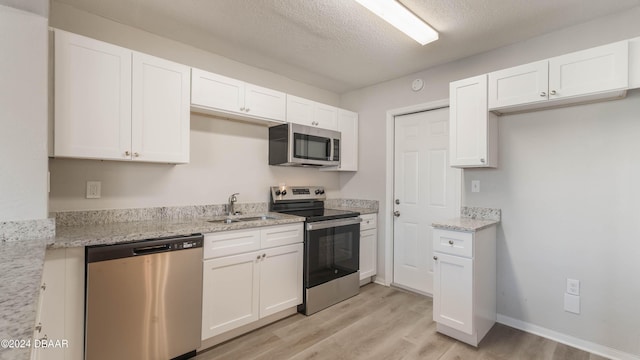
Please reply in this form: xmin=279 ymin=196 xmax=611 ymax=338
xmin=305 ymin=217 xmax=360 ymax=288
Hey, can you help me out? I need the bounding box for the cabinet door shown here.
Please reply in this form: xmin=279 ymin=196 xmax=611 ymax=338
xmin=314 ymin=103 xmax=338 ymax=130
xmin=54 ymin=29 xmax=132 ymax=160
xmin=259 ymin=243 xmax=303 ymax=318
xmin=359 ymin=228 xmax=377 ymax=280
xmin=449 ymin=74 xmax=497 ymax=168
xmin=33 ymin=249 xmax=66 ymax=360
xmin=245 ymin=83 xmax=286 ymax=121
xmin=488 ymin=60 xmax=549 ymax=110
xmin=286 ymin=94 xmax=315 ymax=127
xmin=338 ymin=109 xmax=358 ymax=171
xmin=132 ymin=52 xmax=190 ymax=163
xmin=549 ymin=41 xmax=628 ymax=100
xmin=191 ymin=68 xmax=245 ymax=114
xmin=202 ymin=252 xmax=260 ymax=340
xmin=433 ymin=252 xmax=473 ymax=335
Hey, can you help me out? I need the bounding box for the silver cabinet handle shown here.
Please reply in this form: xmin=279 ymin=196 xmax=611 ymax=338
xmin=480 ymin=158 xmax=486 ymax=163
xmin=262 ymin=253 xmax=266 ymax=258
xmin=256 ymin=255 xmax=261 ymax=260
xmin=540 ymin=92 xmax=547 ymax=97
xmin=393 ymin=211 xmax=400 ymax=217
xmin=35 ymin=323 xmax=42 ymax=333
xmin=550 ymin=90 xmax=557 ymax=95
xmin=448 ymin=240 xmax=454 ymax=245
xmin=245 ymin=108 xmax=250 ymax=112
xmin=134 ymin=152 xmax=140 ymax=157
xmin=240 ymin=107 xmax=245 ymax=111
xmin=433 ymin=256 xmax=438 ymax=260
xmin=125 ymin=151 xmax=131 ymax=156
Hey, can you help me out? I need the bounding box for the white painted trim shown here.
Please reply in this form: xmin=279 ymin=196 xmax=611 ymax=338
xmin=384 ymin=99 xmax=451 ymax=287
xmin=497 ymin=314 xmax=640 ymax=360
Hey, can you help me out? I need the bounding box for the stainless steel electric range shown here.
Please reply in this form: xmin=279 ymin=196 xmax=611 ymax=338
xmin=270 ymin=185 xmax=361 ymax=315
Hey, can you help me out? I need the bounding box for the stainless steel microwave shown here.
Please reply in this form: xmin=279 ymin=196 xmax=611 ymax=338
xmin=269 ymin=123 xmax=340 ymax=167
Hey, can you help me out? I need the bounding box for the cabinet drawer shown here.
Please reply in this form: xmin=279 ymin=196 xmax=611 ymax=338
xmin=204 ymin=229 xmax=261 ymax=259
xmin=433 ymin=228 xmax=473 ymax=258
xmin=260 ymin=223 xmax=303 ymax=249
xmin=360 ymin=214 xmax=377 ymax=231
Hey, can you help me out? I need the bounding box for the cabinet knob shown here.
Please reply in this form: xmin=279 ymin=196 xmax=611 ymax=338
xmin=245 ymin=108 xmax=250 ymax=112
xmin=448 ymin=240 xmax=454 ymax=245
xmin=134 ymin=152 xmax=140 ymax=157
xmin=256 ymin=255 xmax=261 ymax=260
xmin=550 ymin=90 xmax=557 ymax=95
xmin=35 ymin=323 xmax=42 ymax=333
xmin=433 ymin=256 xmax=438 ymax=261
xmin=240 ymin=107 xmax=245 ymax=111
xmin=262 ymin=253 xmax=266 ymax=258
xmin=125 ymin=151 xmax=131 ymax=156
xmin=480 ymin=158 xmax=486 ymax=163
xmin=540 ymin=92 xmax=547 ymax=97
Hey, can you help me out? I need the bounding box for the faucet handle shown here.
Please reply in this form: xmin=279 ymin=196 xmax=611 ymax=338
xmin=229 ymin=193 xmax=240 ymax=202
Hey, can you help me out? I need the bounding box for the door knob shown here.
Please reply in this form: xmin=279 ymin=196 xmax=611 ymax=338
xmin=433 ymin=256 xmax=438 ymax=261
xmin=393 ymin=211 xmax=400 ymax=217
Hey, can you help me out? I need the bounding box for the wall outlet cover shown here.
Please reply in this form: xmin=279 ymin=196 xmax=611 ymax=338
xmin=471 ymin=180 xmax=480 ymax=193
xmin=564 ymin=293 xmax=580 ymax=314
xmin=86 ymin=181 xmax=101 ymax=199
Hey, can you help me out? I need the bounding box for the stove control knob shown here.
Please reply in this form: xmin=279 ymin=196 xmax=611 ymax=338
xmin=319 ymin=189 xmax=325 ymax=194
xmin=315 ymin=189 xmax=321 ymax=195
xmin=275 ymin=189 xmax=281 ymax=196
xmin=281 ymin=190 xmax=287 ymax=196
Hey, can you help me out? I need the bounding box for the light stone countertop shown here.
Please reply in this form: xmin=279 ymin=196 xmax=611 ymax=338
xmin=431 ymin=217 xmax=499 ymax=232
xmin=326 ymin=206 xmax=378 ymax=215
xmin=432 ymin=206 xmax=501 ymax=232
xmin=0 ymin=237 xmax=51 ymax=360
xmin=52 ymin=212 xmax=305 ymax=248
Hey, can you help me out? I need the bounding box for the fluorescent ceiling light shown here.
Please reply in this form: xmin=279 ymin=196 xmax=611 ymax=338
xmin=354 ymin=0 xmax=439 ymax=45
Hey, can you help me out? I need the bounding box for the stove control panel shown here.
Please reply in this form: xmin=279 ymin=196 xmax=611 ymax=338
xmin=271 ymin=186 xmax=325 ymax=203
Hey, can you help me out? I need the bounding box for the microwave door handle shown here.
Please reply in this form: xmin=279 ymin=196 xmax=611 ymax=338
xmin=329 ymin=138 xmax=334 ymax=161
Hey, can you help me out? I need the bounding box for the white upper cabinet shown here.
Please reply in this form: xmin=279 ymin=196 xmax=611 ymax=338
xmin=489 ymin=41 xmax=629 ymax=112
xmin=321 ymin=109 xmax=359 ymax=172
xmin=630 ymin=37 xmax=640 ymax=89
xmin=132 ymin=52 xmax=190 ymax=163
xmin=449 ymin=74 xmax=498 ymax=168
xmin=54 ymin=29 xmax=190 ymax=163
xmin=286 ymin=95 xmax=338 ymax=130
xmin=54 ymin=30 xmax=132 ymax=161
xmin=191 ymin=68 xmax=286 ymax=123
xmin=488 ymin=60 xmax=549 ymax=110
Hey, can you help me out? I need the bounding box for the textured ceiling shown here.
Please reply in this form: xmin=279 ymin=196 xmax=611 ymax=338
xmin=53 ymin=0 xmax=640 ymax=93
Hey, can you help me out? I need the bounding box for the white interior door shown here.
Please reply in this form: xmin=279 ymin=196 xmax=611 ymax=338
xmin=393 ymin=108 xmax=461 ymax=294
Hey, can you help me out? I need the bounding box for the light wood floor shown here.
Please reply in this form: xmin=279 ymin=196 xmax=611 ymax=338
xmin=195 ymin=283 xmax=608 ymax=360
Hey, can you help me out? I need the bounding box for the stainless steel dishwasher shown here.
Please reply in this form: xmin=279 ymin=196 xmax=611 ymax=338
xmin=85 ymin=234 xmax=204 ymax=360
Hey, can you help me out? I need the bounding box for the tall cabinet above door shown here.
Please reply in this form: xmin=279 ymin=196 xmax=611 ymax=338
xmin=53 ymin=29 xmax=190 ymax=163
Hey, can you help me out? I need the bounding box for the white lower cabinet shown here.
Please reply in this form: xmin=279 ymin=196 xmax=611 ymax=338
xmin=432 ymin=225 xmax=496 ymax=347
xmin=32 ymin=248 xmax=84 ymax=360
xmin=201 ymin=223 xmax=303 ymax=342
xmin=359 ymin=214 xmax=377 ymax=282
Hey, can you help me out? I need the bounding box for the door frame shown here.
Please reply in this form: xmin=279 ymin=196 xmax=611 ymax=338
xmin=383 ymin=99 xmax=460 ymax=287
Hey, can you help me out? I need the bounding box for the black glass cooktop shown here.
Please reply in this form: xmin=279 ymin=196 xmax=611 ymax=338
xmin=284 ymin=208 xmax=360 ymax=222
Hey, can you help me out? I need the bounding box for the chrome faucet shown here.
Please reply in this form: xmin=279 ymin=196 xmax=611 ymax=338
xmin=227 ymin=193 xmax=240 ymax=216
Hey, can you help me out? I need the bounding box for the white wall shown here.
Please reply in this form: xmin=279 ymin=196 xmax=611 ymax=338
xmin=339 ymin=6 xmax=640 ymax=356
xmin=0 ymin=5 xmax=49 ymax=222
xmin=0 ymin=0 xmax=48 ymax=17
xmin=48 ymin=3 xmax=342 ymax=211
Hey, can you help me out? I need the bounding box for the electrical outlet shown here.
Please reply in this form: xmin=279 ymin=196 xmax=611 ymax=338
xmin=471 ymin=180 xmax=480 ymax=193
xmin=86 ymin=181 xmax=101 ymax=199
xmin=567 ymin=278 xmax=580 ymax=296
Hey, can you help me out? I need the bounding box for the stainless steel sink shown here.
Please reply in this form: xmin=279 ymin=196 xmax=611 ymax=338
xmin=237 ymin=215 xmax=276 ymax=221
xmin=208 ymin=215 xmax=276 ymax=224
xmin=208 ymin=218 xmax=239 ymax=224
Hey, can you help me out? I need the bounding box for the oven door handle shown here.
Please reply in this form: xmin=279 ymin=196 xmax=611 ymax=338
xmin=306 ymin=217 xmax=362 ymax=231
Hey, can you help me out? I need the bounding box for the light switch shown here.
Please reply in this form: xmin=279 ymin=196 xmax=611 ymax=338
xmin=86 ymin=181 xmax=101 ymax=199
xmin=471 ymin=180 xmax=480 ymax=193
xmin=567 ymin=278 xmax=580 ymax=296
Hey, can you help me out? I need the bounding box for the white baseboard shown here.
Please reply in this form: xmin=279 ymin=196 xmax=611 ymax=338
xmin=497 ymin=314 xmax=640 ymax=360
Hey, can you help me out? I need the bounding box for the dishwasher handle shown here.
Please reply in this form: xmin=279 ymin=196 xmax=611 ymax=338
xmin=133 ymin=244 xmax=171 ymax=255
